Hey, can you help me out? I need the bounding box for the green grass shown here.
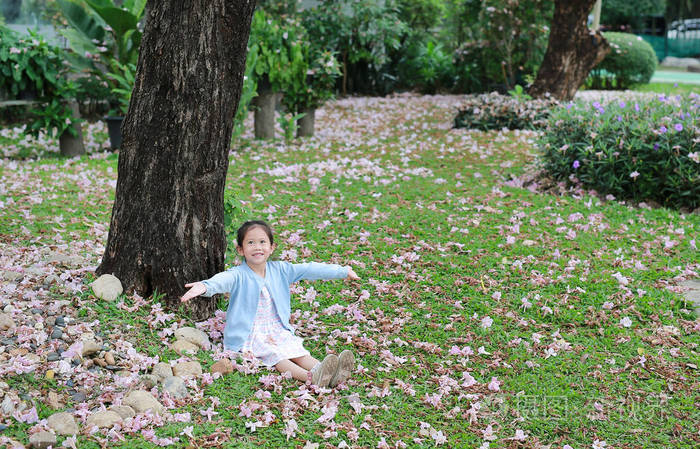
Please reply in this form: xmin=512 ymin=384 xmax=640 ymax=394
xmin=0 ymin=91 xmax=698 ymax=449
xmin=633 ymin=81 xmax=700 ymax=95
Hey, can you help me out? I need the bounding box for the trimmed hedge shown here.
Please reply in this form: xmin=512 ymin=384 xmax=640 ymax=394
xmin=589 ymin=32 xmax=658 ymax=90
xmin=454 ymin=93 xmax=559 ymax=131
xmin=539 ymin=94 xmax=699 ymax=210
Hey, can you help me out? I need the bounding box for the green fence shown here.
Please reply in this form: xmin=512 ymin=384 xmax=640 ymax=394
xmin=640 ymin=34 xmax=700 ymax=61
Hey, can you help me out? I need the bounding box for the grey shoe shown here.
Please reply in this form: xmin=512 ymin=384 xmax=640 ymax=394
xmin=330 ymin=349 xmax=355 ymax=388
xmin=311 ymin=354 xmax=338 ymax=388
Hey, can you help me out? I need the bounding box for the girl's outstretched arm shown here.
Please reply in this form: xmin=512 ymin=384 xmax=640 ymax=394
xmin=181 ymin=282 xmax=207 ymax=302
xmin=181 ymin=269 xmax=240 ymax=302
xmin=346 ymin=267 xmax=360 ymax=280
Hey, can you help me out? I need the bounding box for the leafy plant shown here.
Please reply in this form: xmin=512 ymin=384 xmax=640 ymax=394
xmin=398 ymin=39 xmax=454 ymax=94
xmin=539 ymin=94 xmax=700 ymax=209
xmin=248 ymin=9 xmax=306 ymax=94
xmin=588 ymin=32 xmax=658 ymax=90
xmin=105 ymin=61 xmax=136 ymax=116
xmin=0 ymin=26 xmax=81 ymax=138
xmin=508 ymin=84 xmax=532 ymax=102
xmin=276 ymin=111 xmax=305 ymax=143
xmin=57 ymin=0 xmax=145 ymax=111
xmin=302 ymin=0 xmax=408 ymax=95
xmin=0 ymin=27 xmax=63 ymax=98
xmin=282 ymin=48 xmax=341 ymax=114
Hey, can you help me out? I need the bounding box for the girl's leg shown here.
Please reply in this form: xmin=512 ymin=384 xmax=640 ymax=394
xmin=290 ymin=354 xmax=319 ymax=370
xmin=275 ymin=359 xmax=310 ymax=382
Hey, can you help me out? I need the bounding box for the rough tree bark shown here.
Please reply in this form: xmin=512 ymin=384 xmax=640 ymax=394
xmin=529 ymin=0 xmax=610 ymax=101
xmin=97 ymin=0 xmax=256 ymax=320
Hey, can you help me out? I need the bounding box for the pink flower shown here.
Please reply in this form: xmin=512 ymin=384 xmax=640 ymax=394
xmin=481 ymin=316 xmax=493 ymax=329
xmin=620 ymin=317 xmax=632 ymax=328
xmin=487 ymin=377 xmax=501 ymax=391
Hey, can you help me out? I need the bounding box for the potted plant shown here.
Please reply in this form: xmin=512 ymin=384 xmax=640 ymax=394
xmin=105 ymin=61 xmax=136 ymax=150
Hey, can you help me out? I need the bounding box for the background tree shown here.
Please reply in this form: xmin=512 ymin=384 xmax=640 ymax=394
xmin=97 ymin=0 xmax=256 ymax=320
xmin=529 ymin=0 xmax=610 ymax=100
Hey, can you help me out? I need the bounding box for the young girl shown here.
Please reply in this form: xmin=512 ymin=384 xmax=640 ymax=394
xmin=181 ymin=220 xmax=359 ymax=388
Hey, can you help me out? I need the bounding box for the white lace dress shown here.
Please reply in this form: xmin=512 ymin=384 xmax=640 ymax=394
xmin=240 ymin=286 xmax=310 ymax=367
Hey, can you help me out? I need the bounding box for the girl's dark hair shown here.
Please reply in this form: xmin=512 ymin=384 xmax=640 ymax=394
xmin=236 ymin=220 xmax=274 ymax=247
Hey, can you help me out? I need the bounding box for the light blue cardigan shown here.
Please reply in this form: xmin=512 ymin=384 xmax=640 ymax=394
xmin=201 ymin=260 xmax=349 ymax=351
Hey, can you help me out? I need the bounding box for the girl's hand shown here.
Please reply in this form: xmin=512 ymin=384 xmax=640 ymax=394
xmin=181 ymin=282 xmax=206 ymax=302
xmin=346 ymin=267 xmax=359 ymax=281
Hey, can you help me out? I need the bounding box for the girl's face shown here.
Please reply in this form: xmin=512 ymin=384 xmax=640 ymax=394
xmin=236 ymin=226 xmax=275 ymax=266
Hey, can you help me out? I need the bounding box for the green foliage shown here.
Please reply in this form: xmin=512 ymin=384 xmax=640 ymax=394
xmin=600 ymin=0 xmax=665 ymax=29
xmin=231 ymin=45 xmax=258 ymax=143
xmin=282 ymin=48 xmax=341 ymax=113
xmin=0 ymin=26 xmax=63 ymax=98
xmin=589 ymin=32 xmax=658 ymax=90
xmin=248 ymin=8 xmax=340 ymax=117
xmin=397 ymin=39 xmax=454 ymax=94
xmin=0 ymin=26 xmax=80 ymax=138
xmin=454 ymin=92 xmax=558 ymax=131
xmin=276 ymin=111 xmax=305 ymax=143
xmin=539 ymin=95 xmax=700 ymax=210
xmin=105 ymin=61 xmax=136 ymax=116
xmin=302 ymin=0 xmax=408 ymax=94
xmin=445 ymin=0 xmax=553 ymax=92
xmin=57 ymin=0 xmax=145 ymax=110
xmin=249 ymin=9 xmax=306 ymax=94
xmin=396 ymin=0 xmax=445 ymax=32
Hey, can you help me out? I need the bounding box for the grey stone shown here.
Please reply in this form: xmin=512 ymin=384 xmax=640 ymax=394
xmin=151 ymin=362 xmax=173 ymax=380
xmin=680 ymin=279 xmax=700 ymax=315
xmin=172 ymin=361 xmax=202 ymax=377
xmin=47 ymin=411 xmax=79 ymax=435
xmin=47 ymin=352 xmax=60 ymax=362
xmin=55 ymin=316 xmax=65 ymax=326
xmin=81 ymin=339 xmax=102 ymax=357
xmin=51 ymin=329 xmax=62 ymax=340
xmin=0 ymin=313 xmax=15 ymax=331
xmin=171 ymin=339 xmax=199 ymax=355
xmin=71 ymin=391 xmax=86 ymax=403
xmin=90 ymin=274 xmax=123 ymax=302
xmin=86 ymin=410 xmax=122 ymax=429
xmin=123 ymin=390 xmax=164 ymax=414
xmin=174 ymin=327 xmax=211 ymax=350
xmin=139 ymin=374 xmax=159 ymax=389
xmin=1 ymin=270 xmax=23 ymax=282
xmin=108 ymin=405 xmax=136 ymax=419
xmin=162 ymin=376 xmax=188 ymax=399
xmin=1 ymin=393 xmax=16 ymax=415
xmin=29 ymin=431 xmax=56 ymax=449
xmin=47 ymin=253 xmax=84 ymax=267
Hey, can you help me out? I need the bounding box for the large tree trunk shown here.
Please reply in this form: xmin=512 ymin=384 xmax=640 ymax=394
xmin=97 ymin=0 xmax=256 ymax=320
xmin=529 ymin=0 xmax=610 ymax=101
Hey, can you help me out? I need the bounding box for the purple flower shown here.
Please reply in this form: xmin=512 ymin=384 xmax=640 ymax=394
xmin=619 ymin=101 xmax=626 ymax=108
xmin=653 ymin=143 xmax=659 ymax=150
xmin=616 ymin=115 xmax=623 ymax=122
xmin=674 ymin=123 xmax=683 ymax=132
xmin=659 ymin=126 xmax=667 ymax=134
xmin=572 ymin=160 xmax=580 ymax=169
xmin=634 ymin=103 xmax=640 ymax=112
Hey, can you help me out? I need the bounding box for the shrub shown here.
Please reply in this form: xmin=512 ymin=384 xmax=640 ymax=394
xmin=539 ymin=94 xmax=700 ymax=210
xmin=397 ymin=39 xmax=455 ymax=94
xmin=589 ymin=32 xmax=658 ymax=90
xmin=454 ymin=92 xmax=559 ymax=131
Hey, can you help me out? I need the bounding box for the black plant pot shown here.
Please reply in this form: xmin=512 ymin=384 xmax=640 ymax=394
xmin=105 ymin=116 xmax=124 ymax=150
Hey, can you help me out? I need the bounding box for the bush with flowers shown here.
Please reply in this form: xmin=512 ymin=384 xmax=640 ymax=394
xmin=454 ymin=92 xmax=559 ymax=131
xmin=539 ymin=94 xmax=699 ymax=210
